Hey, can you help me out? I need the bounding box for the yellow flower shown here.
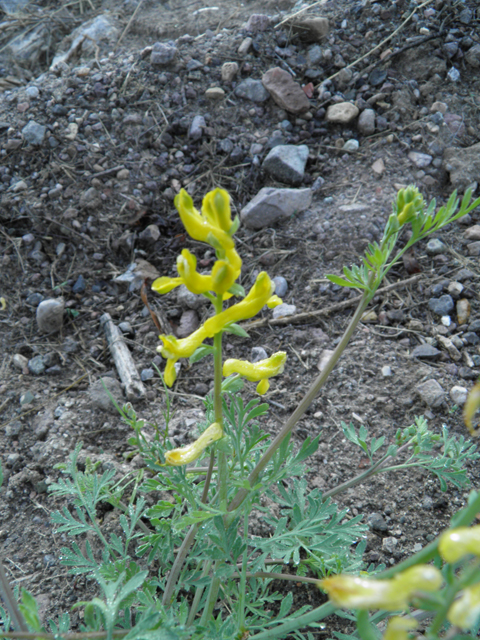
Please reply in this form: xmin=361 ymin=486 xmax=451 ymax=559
xmin=464 ymin=380 xmax=480 ymax=436
xmin=165 ymin=422 xmax=224 ymax=466
xmin=319 ymin=565 xmax=442 ymax=611
xmin=211 ymin=259 xmax=239 ymax=295
xmin=223 ymin=352 xmax=287 ymax=395
xmin=447 ymin=583 xmax=480 ymax=630
xmin=383 ymin=616 xmax=417 ymax=640
xmin=202 ymin=188 xmax=233 ymax=233
xmin=174 ymin=189 xmax=234 ymax=250
xmin=203 ymin=272 xmax=278 ymax=336
xmin=176 ymin=249 xmax=213 ymax=295
xmin=438 ymin=525 xmax=480 ymax=563
xmin=159 ymin=327 xmax=208 ymax=361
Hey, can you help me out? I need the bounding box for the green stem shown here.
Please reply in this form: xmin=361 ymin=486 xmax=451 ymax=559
xmin=248 ymin=602 xmax=336 ymax=640
xmin=200 ymin=569 xmax=221 ymax=626
xmin=237 ymin=509 xmax=249 ymax=634
xmin=187 ymin=559 xmax=213 ymax=627
xmin=227 ymin=286 xmax=372 ymax=515
xmin=162 ymin=523 xmax=200 ymax=607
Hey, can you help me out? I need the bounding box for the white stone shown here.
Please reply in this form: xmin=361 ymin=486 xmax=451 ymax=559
xmin=36 ymin=299 xmax=64 ymax=334
xmin=318 ymin=349 xmax=335 ymax=373
xmin=326 ymin=102 xmax=359 ymax=124
xmin=272 ymin=303 xmax=296 ymax=319
xmin=408 ymin=151 xmax=433 ymax=168
xmin=449 ymin=385 xmax=468 ymax=405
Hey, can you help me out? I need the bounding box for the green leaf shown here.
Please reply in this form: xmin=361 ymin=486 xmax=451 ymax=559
xmin=221 ymin=375 xmax=244 ymax=393
xmin=223 ymin=323 xmax=250 ymax=338
xmin=189 ymin=345 xmax=214 ymax=364
xmin=19 ymin=590 xmax=42 ymax=632
xmin=228 ymin=282 xmax=245 ymax=298
xmin=326 ymin=274 xmax=365 ymax=289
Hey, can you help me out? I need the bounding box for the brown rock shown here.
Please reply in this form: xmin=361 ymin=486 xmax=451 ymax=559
xmin=262 ymin=67 xmax=310 ymax=115
xmin=464 ymin=225 xmax=480 ymax=241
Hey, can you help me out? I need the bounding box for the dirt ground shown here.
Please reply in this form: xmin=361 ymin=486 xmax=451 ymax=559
xmin=0 ymin=0 xmax=479 ymax=636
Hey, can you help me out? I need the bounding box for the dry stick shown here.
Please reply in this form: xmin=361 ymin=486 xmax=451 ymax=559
xmin=242 ymin=273 xmax=421 ymax=330
xmin=100 ymin=313 xmax=146 ymax=401
xmin=319 ymin=0 xmax=435 ymax=86
xmin=115 ymin=0 xmax=145 ymax=51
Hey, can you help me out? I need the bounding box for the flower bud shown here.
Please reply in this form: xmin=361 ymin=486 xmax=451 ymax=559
xmin=447 ymin=583 xmax=480 ymax=630
xmin=439 ymin=525 xmax=480 ymax=563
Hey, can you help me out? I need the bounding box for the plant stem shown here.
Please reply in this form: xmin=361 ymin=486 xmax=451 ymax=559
xmin=186 ymin=559 xmax=213 ymax=627
xmin=162 ymin=523 xmax=200 ymax=606
xmin=0 ymin=561 xmax=28 ymax=632
xmin=233 ymin=571 xmax=320 ymax=585
xmin=200 ymin=569 xmax=221 ymax=625
xmin=248 ymin=602 xmax=336 ymax=639
xmin=227 ymin=288 xmax=372 ymax=514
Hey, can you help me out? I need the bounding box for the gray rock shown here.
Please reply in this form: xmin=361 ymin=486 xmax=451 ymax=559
xmin=273 ymin=275 xmax=288 ymax=297
xmin=450 ymin=385 xmax=468 ymax=405
xmin=177 ymin=285 xmax=206 ymax=310
xmin=139 ymin=224 xmax=160 ymax=244
xmin=426 ymin=238 xmax=445 ymax=255
xmin=150 ymin=42 xmax=177 ymax=65
xmin=343 ymin=139 xmax=359 ymax=153
xmin=189 ymin=115 xmax=205 ymax=140
xmin=22 ymin=120 xmax=46 ymax=146
xmin=444 ymin=142 xmax=480 ymax=191
xmin=5 ymin=421 xmax=23 ymax=437
xmin=0 ymin=0 xmax=30 ymax=13
xmin=26 ymin=292 xmax=44 ymax=306
xmin=13 ymin=354 xmax=28 ymax=372
xmin=411 ymin=344 xmax=441 ymax=360
xmin=251 ymin=346 xmax=268 ymax=362
xmin=467 ymin=241 xmax=480 ymax=256
xmin=422 ymin=497 xmax=434 ymax=510
xmin=72 ymin=274 xmax=86 ymax=294
xmin=382 ymin=537 xmax=398 ymax=554
xmin=428 ymin=295 xmax=454 ymax=316
xmin=465 ymin=44 xmax=480 ymax=68
xmin=408 ymin=151 xmax=432 ymax=168
xmin=234 ymin=79 xmax=270 ymax=103
xmin=241 ymin=187 xmax=312 ymax=229
xmin=357 ymin=109 xmax=376 ymax=135
xmin=469 ymin=319 xmax=480 ymax=333
xmin=7 ymin=22 xmax=48 ymax=66
xmin=367 ymin=512 xmax=388 ymax=532
xmin=272 ymin=303 xmax=296 ymax=319
xmin=464 ymin=225 xmax=480 ymax=241
xmin=447 ymin=67 xmax=460 ymax=82
xmin=89 ymin=377 xmax=124 ymax=413
xmin=307 ymin=44 xmax=323 ymax=66
xmin=141 ymin=368 xmax=154 ymax=381
xmin=245 ymin=14 xmax=271 ymax=32
xmin=456 ymin=268 xmax=475 ymax=282
xmin=262 ymin=67 xmax=311 ymax=115
xmin=28 ymin=355 xmax=47 ymax=375
xmin=36 ymin=299 xmax=64 ymax=334
xmin=464 ymin=332 xmax=480 ymax=345
xmin=20 ymin=390 xmax=34 ymax=405
xmin=416 ymin=379 xmax=445 ymax=407
xmin=25 ymin=85 xmax=39 ymax=99
xmin=118 ymin=322 xmax=134 ymax=338
xmin=176 ymin=309 xmax=200 ymax=338
xmin=381 ymin=365 xmax=393 ymax=377
xmin=262 ymin=144 xmax=309 ymax=185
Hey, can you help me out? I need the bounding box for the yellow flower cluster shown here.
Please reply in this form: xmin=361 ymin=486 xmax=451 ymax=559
xmin=151 ymin=188 xmax=283 ymax=388
xmin=320 ymin=524 xmax=480 ymax=635
xmin=395 ymin=186 xmax=424 ymax=226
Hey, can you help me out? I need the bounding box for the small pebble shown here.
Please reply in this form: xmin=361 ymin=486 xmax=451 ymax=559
xmin=273 ymin=276 xmax=288 ymax=297
xmin=72 ymin=275 xmax=86 ymax=294
xmin=426 ymin=238 xmax=445 ymax=255
xmin=272 ymin=303 xmax=296 ymax=319
xmin=141 ymin=368 xmax=155 ymax=381
xmin=381 ymin=365 xmax=393 ymax=377
xmin=36 ymin=299 xmax=64 ymax=334
xmin=251 ymin=346 xmax=268 ymax=362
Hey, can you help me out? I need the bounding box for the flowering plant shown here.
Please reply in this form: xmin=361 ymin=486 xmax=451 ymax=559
xmin=2 ymin=186 xmax=480 ymax=640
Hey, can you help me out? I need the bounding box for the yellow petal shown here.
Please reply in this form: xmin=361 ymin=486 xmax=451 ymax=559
xmin=176 ymin=249 xmax=213 ymax=295
xmin=267 ymin=295 xmax=283 ymax=309
xmin=439 ymin=525 xmax=480 ymax=563
xmin=164 ymin=358 xmax=178 ymax=387
xmin=223 ymin=352 xmax=287 ymax=382
xmin=447 ymin=583 xmax=480 ymax=630
xmin=152 ymin=276 xmax=184 ymax=294
xmin=202 ymin=188 xmax=233 ymax=232
xmin=211 ymin=260 xmax=239 ymax=295
xmin=464 ymin=381 xmax=480 ymax=436
xmin=159 ymin=326 xmax=208 ymax=360
xmin=383 ymin=616 xmax=417 ymax=640
xmin=165 ymin=422 xmax=223 ymax=466
xmin=204 ymin=272 xmax=274 ymax=336
xmin=256 ymin=379 xmax=270 ymax=395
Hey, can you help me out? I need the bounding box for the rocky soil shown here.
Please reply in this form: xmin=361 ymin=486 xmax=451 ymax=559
xmin=0 ymin=0 xmax=480 ymax=636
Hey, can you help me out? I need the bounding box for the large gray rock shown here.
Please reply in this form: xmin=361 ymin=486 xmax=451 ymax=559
xmin=51 ymin=14 xmax=118 ymax=70
xmin=89 ymin=377 xmax=124 ymax=413
xmin=416 ymin=379 xmax=445 ymax=407
xmin=241 ymin=187 xmax=312 ymax=229
xmin=22 ymin=121 xmax=46 ymax=146
xmin=444 ymin=142 xmax=480 ymax=190
xmin=262 ymin=144 xmax=309 ymax=185
xmin=36 ymin=299 xmax=64 ymax=334
xmin=234 ymin=79 xmax=269 ymax=103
